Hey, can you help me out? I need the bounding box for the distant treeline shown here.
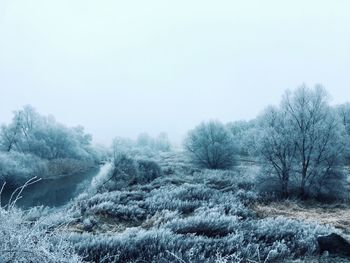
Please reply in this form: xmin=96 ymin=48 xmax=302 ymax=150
xmin=1 ymin=84 xmax=350 ymax=201
xmin=0 ymin=105 xmax=101 ymax=187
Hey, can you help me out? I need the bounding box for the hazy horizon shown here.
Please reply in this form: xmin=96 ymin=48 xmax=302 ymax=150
xmin=1 ymin=1 xmax=350 ymax=145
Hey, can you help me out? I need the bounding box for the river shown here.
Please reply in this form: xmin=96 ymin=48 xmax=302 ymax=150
xmin=1 ymin=164 xmax=107 ymax=208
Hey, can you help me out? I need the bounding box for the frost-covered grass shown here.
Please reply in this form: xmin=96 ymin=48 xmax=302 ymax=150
xmin=1 ymin=151 xmax=341 ymax=263
xmin=253 ymin=200 xmax=350 ymax=235
xmin=65 ymin=159 xmax=333 ymax=262
xmin=0 ymin=206 xmax=82 ymax=263
xmin=69 ymin=210 xmax=331 ymax=262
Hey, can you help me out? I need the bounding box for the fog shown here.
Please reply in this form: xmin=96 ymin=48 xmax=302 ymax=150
xmin=1 ymin=0 xmax=350 ymax=145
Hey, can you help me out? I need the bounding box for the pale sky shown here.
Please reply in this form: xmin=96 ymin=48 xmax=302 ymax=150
xmin=1 ymin=1 xmax=350 ymax=145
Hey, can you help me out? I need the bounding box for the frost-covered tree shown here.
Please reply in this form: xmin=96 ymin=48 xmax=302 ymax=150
xmin=136 ymin=132 xmax=171 ymax=152
xmin=258 ymin=106 xmax=296 ymax=198
xmin=282 ymin=85 xmax=346 ymax=198
xmin=154 ymin=132 xmax=171 ymax=152
xmin=0 ymin=105 xmax=95 ymax=161
xmin=184 ymin=120 xmax=237 ymax=169
xmin=0 ymin=113 xmax=22 ymax=152
xmin=0 ymin=106 xmax=98 ymax=186
xmin=259 ymin=85 xmax=347 ymax=199
xmin=227 ymin=120 xmax=259 ymax=157
xmin=336 ymin=102 xmax=350 ymax=134
xmin=112 ymin=137 xmax=135 ymax=159
xmin=335 ymin=103 xmax=350 ymax=163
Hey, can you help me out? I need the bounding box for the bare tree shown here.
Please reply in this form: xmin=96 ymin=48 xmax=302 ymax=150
xmin=258 ymin=85 xmax=347 ymax=199
xmin=184 ymin=120 xmax=237 ymax=169
xmin=258 ymin=106 xmax=296 ymax=198
xmin=227 ymin=120 xmax=259 ymax=157
xmin=336 ymin=102 xmax=350 ymax=133
xmin=281 ymin=85 xmax=345 ymax=198
xmin=335 ymin=103 xmax=350 ymax=164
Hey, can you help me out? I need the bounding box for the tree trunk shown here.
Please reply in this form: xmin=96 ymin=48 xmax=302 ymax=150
xmin=300 ymin=168 xmax=307 ymax=199
xmin=281 ymin=171 xmax=289 ymax=198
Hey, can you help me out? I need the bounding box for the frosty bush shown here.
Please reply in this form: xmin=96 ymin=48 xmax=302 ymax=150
xmin=89 ymin=202 xmax=146 ymax=222
xmin=0 ymin=206 xmax=82 ymax=263
xmin=137 ymin=159 xmax=163 ymax=184
xmin=165 ymin=212 xmax=238 ymax=237
xmin=244 ymin=216 xmax=332 ymax=257
xmin=92 ymin=154 xmax=164 ymax=192
xmin=184 ymin=121 xmax=238 ymax=169
xmin=89 ymin=162 xmax=114 ymax=193
xmin=99 ymin=154 xmax=139 ymax=191
xmin=75 ymin=189 xmax=148 ymax=224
